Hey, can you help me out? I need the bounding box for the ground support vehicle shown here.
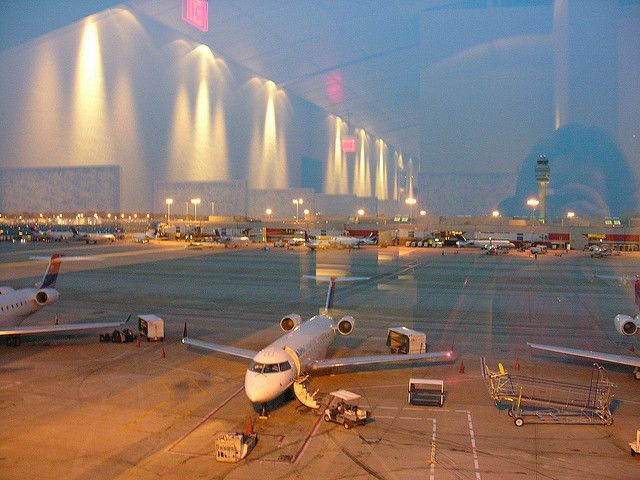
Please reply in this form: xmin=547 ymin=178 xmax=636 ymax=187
xmin=485 ymin=363 xmax=614 ymax=426
xmin=323 ymin=390 xmax=370 ymax=429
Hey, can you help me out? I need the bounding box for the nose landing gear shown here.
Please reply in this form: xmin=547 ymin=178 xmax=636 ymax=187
xmin=259 ymin=403 xmax=269 ymax=419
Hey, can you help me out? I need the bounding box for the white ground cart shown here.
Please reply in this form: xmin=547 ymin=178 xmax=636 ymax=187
xmin=323 ymin=390 xmax=370 ymax=429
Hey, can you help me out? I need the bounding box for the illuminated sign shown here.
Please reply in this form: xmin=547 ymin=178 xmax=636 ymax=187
xmin=182 ymin=0 xmax=209 ymax=32
xmin=341 ymin=136 xmax=356 ymax=153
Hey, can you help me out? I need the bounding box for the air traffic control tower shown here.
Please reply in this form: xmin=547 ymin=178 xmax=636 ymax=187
xmin=535 ymin=154 xmax=550 ymax=223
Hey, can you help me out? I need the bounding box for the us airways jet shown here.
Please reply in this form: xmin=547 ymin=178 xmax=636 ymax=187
xmin=529 ymin=275 xmax=640 ymax=380
xmin=183 ymin=276 xmax=454 ymax=416
xmin=0 ymin=254 xmax=127 ymax=346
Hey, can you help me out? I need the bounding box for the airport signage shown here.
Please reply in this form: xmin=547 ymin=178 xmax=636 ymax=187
xmin=341 ymin=136 xmax=357 ymax=153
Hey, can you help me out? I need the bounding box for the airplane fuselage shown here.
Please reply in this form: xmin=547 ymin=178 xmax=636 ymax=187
xmin=244 ymin=315 xmax=336 ymax=403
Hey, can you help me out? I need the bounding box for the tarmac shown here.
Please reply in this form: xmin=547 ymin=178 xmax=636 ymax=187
xmin=0 ymin=241 xmax=638 ymax=479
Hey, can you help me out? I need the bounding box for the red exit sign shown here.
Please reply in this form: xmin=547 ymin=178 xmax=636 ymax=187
xmin=341 ymin=136 xmax=356 ymax=153
xmin=182 ymin=0 xmax=209 ymax=32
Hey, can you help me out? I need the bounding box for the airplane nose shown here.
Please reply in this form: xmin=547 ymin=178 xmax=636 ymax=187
xmin=244 ymin=371 xmax=290 ymax=404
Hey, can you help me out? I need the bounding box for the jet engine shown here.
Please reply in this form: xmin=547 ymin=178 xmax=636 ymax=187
xmin=280 ymin=313 xmax=302 ymax=332
xmin=337 ymin=316 xmax=355 ymax=336
xmin=614 ymin=314 xmax=638 ymax=336
xmin=34 ymin=288 xmax=60 ymax=306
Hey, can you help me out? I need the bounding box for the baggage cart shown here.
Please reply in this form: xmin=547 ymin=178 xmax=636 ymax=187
xmin=485 ymin=363 xmax=614 ymax=426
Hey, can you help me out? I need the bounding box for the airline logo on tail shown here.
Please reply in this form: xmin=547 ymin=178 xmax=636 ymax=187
xmin=39 ymin=254 xmax=64 ymax=289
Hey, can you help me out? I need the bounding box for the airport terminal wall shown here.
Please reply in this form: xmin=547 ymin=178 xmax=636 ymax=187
xmin=0 ymin=166 xmax=119 ymax=214
xmin=0 ymin=4 xmax=410 ymax=215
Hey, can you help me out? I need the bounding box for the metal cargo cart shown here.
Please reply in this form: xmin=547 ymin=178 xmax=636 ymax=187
xmin=485 ymin=363 xmax=614 ymax=426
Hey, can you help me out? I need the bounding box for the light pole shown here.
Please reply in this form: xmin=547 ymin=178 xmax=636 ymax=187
xmin=266 ymin=208 xmax=272 ymax=220
xmin=526 ymin=198 xmax=539 ymax=220
xmin=191 ymin=198 xmax=201 ymax=222
xmin=293 ymin=198 xmax=303 ymax=221
xmin=185 ymin=201 xmax=189 ymax=221
xmin=211 ymin=200 xmax=215 ymax=218
xmin=165 ymin=198 xmax=173 ymax=224
xmin=405 ymin=197 xmax=417 ymax=220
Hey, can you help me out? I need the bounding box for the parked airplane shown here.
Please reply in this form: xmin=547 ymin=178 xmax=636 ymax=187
xmin=528 ymin=276 xmax=640 ymax=380
xmin=304 ymin=232 xmax=376 ymax=250
xmin=70 ymin=227 xmax=116 ymax=244
xmin=35 ymin=228 xmax=75 ymax=242
xmin=183 ymin=276 xmax=454 ymax=416
xmin=0 ymin=254 xmax=127 ymax=346
xmin=132 ymin=228 xmax=157 ymax=243
xmin=455 ymin=235 xmax=515 ymax=249
xmin=210 ymin=228 xmax=252 ymax=245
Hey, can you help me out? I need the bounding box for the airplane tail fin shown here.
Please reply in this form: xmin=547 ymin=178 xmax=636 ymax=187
xmin=303 ymin=275 xmax=369 ymax=313
xmin=38 ymin=254 xmax=64 ymax=289
xmin=635 ymin=277 xmax=640 ymax=311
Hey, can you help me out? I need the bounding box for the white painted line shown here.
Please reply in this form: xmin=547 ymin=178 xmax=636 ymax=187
xmin=398 ymin=416 xmax=422 ymax=421
xmin=454 ymin=409 xmax=468 ymax=413
xmin=466 ymin=411 xmax=481 ymax=480
xmin=480 ymin=356 xmax=487 ymax=379
xmin=165 ymin=384 xmax=244 ymax=453
xmin=377 ymin=405 xmax=399 ymax=410
xmin=375 ymin=415 xmax=396 ymax=419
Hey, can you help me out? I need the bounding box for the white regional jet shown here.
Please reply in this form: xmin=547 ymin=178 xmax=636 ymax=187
xmin=529 ymin=276 xmax=640 ymax=380
xmin=304 ymin=232 xmax=376 ymax=250
xmin=183 ymin=276 xmax=454 ymax=416
xmin=455 ymin=234 xmax=515 ymax=249
xmin=0 ymin=254 xmax=127 ymax=346
xmin=70 ymin=227 xmax=116 ymax=244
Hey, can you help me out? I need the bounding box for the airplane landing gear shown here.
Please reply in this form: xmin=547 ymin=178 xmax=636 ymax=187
xmin=259 ymin=403 xmax=269 ymax=419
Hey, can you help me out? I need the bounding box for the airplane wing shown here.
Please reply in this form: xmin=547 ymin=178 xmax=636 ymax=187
xmin=182 ymin=337 xmax=257 ymax=360
xmin=0 ymin=319 xmax=127 ymax=336
xmin=528 ymin=342 xmax=640 ymax=368
xmin=309 ymin=350 xmax=454 ymax=371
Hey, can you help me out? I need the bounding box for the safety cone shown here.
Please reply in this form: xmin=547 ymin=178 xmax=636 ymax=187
xmin=161 ymin=348 xmax=166 ymax=359
xmin=459 ymin=360 xmax=465 ymax=374
xmin=245 ymin=416 xmax=254 ymax=436
xmin=135 ymin=338 xmax=140 ymax=348
xmin=515 ymin=358 xmax=520 ymax=372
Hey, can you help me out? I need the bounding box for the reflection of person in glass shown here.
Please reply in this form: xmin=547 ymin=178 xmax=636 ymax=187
xmin=499 ymin=125 xmax=636 ymax=218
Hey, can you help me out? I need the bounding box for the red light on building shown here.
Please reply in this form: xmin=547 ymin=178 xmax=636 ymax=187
xmin=182 ymin=0 xmax=209 ymax=32
xmin=341 ymin=136 xmax=356 ymax=153
xmin=325 ymin=70 xmax=343 ymax=103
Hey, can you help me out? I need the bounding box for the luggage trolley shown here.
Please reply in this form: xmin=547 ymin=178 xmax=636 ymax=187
xmin=485 ymin=363 xmax=614 ymax=426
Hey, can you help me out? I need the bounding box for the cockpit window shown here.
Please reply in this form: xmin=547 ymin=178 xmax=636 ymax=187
xmin=249 ymin=361 xmax=264 ymax=373
xmin=279 ymin=361 xmax=292 ymax=371
xmin=248 ymin=361 xmax=292 ymax=374
xmin=263 ymin=363 xmax=280 ymax=373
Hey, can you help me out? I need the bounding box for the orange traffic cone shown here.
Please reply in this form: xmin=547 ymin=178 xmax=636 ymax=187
xmin=161 ymin=348 xmax=166 ymax=359
xmin=245 ymin=416 xmax=254 ymax=436
xmin=459 ymin=360 xmax=465 ymax=374
xmin=135 ymin=338 xmax=140 ymax=348
xmin=515 ymin=358 xmax=520 ymax=372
